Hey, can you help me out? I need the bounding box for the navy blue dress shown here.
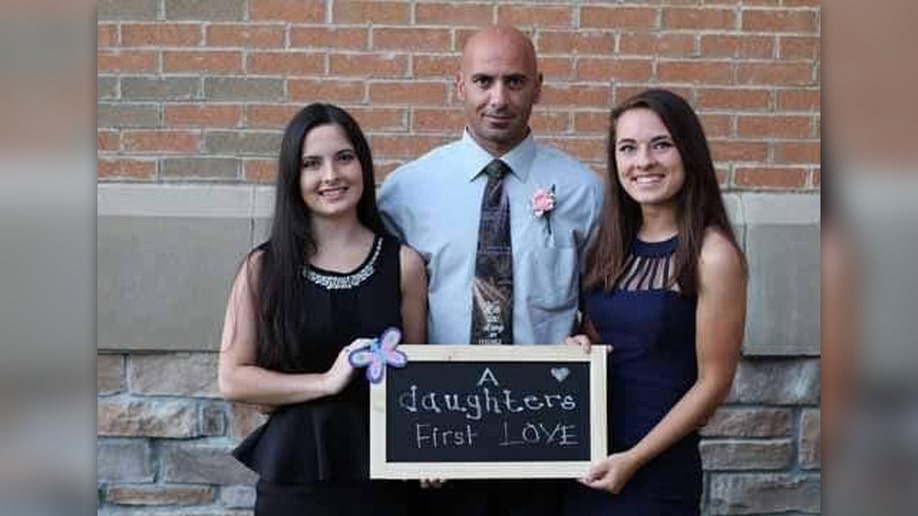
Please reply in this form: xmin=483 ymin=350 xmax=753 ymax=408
xmin=564 ymin=236 xmax=702 ymax=515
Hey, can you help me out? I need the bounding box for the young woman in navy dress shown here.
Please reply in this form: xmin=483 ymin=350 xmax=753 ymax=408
xmin=564 ymin=89 xmax=747 ymax=515
xmin=218 ymin=103 xmax=427 ymax=515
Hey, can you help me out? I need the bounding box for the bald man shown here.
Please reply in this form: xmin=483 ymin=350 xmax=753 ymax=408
xmin=381 ymin=25 xmax=602 ymax=348
xmin=379 ymin=25 xmax=603 ymax=515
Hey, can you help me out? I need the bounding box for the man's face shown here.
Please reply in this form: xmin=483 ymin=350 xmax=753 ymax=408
xmin=457 ymin=33 xmax=542 ymax=156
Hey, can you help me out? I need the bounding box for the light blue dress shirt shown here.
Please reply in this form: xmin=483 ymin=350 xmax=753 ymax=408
xmin=378 ymin=130 xmax=604 ymax=345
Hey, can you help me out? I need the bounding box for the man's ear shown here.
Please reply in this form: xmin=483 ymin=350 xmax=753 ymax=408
xmin=533 ymin=72 xmax=543 ymax=104
xmin=455 ymin=72 xmax=466 ymax=101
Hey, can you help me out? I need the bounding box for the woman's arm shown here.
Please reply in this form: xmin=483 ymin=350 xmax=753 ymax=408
xmin=583 ymin=229 xmax=747 ymax=493
xmin=217 ymin=252 xmax=363 ymax=405
xmin=564 ymin=316 xmax=603 ymax=351
xmin=399 ymin=245 xmax=428 ymax=344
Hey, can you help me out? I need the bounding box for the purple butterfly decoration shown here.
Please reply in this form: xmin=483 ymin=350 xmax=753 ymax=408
xmin=347 ymin=327 xmax=408 ymax=384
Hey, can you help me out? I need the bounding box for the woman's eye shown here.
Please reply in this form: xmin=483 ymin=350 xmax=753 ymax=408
xmin=337 ymin=152 xmax=355 ymax=162
xmin=302 ymin=158 xmax=320 ymax=169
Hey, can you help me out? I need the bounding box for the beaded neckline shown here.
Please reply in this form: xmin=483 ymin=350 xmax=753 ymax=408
xmin=302 ymin=235 xmax=383 ymax=290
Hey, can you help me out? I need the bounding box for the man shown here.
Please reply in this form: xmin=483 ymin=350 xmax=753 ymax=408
xmin=378 ymin=25 xmax=604 ymax=515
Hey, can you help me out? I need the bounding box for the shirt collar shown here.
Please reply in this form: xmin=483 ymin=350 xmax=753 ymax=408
xmin=461 ymin=129 xmax=536 ymax=183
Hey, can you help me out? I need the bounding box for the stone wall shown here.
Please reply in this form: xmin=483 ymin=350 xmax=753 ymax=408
xmin=97 ymin=353 xmax=820 ymax=514
xmin=97 ymin=187 xmax=820 ymax=514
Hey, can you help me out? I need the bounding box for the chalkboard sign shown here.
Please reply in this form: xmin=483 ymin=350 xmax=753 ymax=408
xmin=369 ymin=345 xmax=607 ymax=479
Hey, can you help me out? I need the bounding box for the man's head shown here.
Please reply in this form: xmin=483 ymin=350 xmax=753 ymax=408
xmin=457 ymin=25 xmax=542 ymax=157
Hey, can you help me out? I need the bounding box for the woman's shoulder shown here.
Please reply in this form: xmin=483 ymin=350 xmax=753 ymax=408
xmin=246 ymin=243 xmax=268 ymax=268
xmin=233 ymin=243 xmax=270 ymax=286
xmin=698 ymin=227 xmax=746 ymax=283
xmin=397 ymin=243 xmax=425 ymax=275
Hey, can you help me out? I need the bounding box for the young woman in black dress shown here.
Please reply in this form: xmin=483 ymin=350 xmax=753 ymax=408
xmin=565 ymin=89 xmax=747 ymax=515
xmin=218 ymin=103 xmax=427 ymax=515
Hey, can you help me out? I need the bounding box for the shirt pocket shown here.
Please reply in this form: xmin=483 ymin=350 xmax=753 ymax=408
xmin=523 ymin=245 xmax=579 ymax=324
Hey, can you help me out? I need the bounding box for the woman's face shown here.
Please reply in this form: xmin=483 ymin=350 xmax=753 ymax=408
xmin=299 ymin=123 xmax=364 ymax=220
xmin=613 ymin=108 xmax=686 ymax=209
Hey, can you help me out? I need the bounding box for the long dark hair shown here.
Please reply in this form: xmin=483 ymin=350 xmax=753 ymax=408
xmin=250 ymin=103 xmax=382 ymax=370
xmin=584 ymin=89 xmax=743 ymax=296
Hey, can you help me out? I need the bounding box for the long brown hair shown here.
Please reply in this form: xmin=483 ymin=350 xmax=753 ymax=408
xmin=584 ymin=89 xmax=743 ymax=296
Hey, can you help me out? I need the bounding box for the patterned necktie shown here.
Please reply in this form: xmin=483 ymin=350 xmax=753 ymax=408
xmin=470 ymin=159 xmax=513 ymax=345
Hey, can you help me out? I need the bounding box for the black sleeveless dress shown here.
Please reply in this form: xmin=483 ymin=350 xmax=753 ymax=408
xmin=564 ymin=236 xmax=702 ymax=515
xmin=233 ymin=234 xmax=416 ymax=515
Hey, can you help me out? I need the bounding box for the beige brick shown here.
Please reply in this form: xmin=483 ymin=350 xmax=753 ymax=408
xmin=160 ymin=442 xmax=257 ymax=484
xmin=98 ymin=0 xmax=158 ymax=21
xmin=98 ymin=76 xmax=118 ymax=101
xmin=98 ymin=354 xmax=124 ymax=394
xmin=97 ymin=440 xmax=153 ymax=483
xmin=201 ymin=402 xmax=227 ymax=436
xmin=122 ymin=23 xmax=203 ymax=47
xmin=701 ymin=439 xmax=795 ymax=470
xmin=204 ymin=77 xmax=284 ymax=101
xmin=164 ymin=0 xmax=245 ymax=21
xmin=204 ymin=131 xmax=281 ymax=156
xmin=105 ymin=485 xmax=215 ymax=505
xmin=220 ymin=485 xmax=256 ymax=508
xmin=161 ymin=158 xmax=239 ymax=179
xmin=701 ymin=408 xmax=793 ymax=437
xmin=726 ymin=359 xmax=820 ymax=404
xmin=128 ymin=352 xmax=220 ymax=397
xmin=798 ymin=409 xmax=820 ymax=469
xmin=229 ymin=402 xmax=268 ymax=439
xmin=122 ymin=77 xmax=200 ymax=101
xmin=97 ymin=103 xmax=160 ymax=129
xmin=98 ymin=398 xmax=198 ymax=438
xmin=709 ymin=473 xmax=821 ymax=514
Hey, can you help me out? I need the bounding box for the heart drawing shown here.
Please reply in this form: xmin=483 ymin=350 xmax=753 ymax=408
xmin=550 ymin=367 xmax=570 ymax=383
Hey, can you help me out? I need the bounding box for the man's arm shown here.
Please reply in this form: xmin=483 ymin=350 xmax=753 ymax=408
xmin=579 ymin=172 xmax=606 ymax=269
xmin=377 ymin=172 xmax=407 ymax=242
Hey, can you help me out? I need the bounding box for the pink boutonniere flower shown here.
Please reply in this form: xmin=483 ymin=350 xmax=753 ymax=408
xmin=532 ymin=184 xmax=557 ymax=234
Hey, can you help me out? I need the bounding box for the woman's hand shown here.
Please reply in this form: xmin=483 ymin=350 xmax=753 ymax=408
xmin=579 ymin=451 xmax=642 ymax=494
xmin=563 ymin=334 xmax=612 ymax=355
xmin=563 ymin=334 xmax=593 ymax=353
xmin=322 ymin=338 xmax=370 ymax=396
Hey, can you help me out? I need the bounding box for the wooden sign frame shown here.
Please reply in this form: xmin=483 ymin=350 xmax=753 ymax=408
xmin=369 ymin=345 xmax=608 ymax=479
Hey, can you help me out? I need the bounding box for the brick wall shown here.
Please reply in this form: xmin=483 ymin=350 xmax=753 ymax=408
xmin=97 ymin=1 xmax=820 ymax=514
xmin=97 ymin=0 xmax=820 ymax=188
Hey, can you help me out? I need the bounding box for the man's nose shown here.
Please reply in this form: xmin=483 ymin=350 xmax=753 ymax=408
xmin=489 ymin=82 xmax=509 ymax=108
